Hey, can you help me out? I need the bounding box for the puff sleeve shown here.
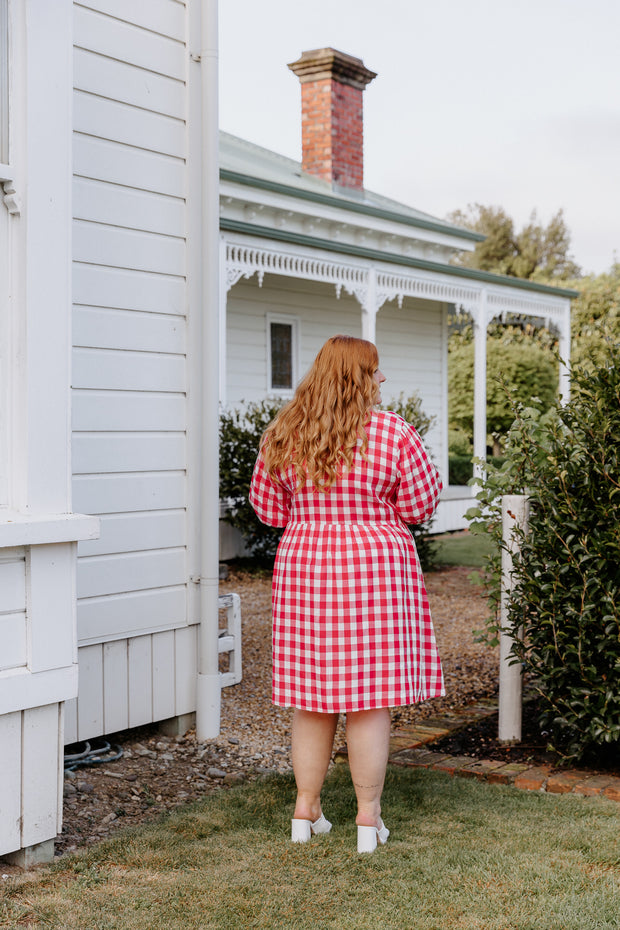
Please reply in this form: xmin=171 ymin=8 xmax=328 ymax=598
xmin=249 ymin=451 xmax=292 ymax=528
xmin=393 ymin=421 xmax=442 ymax=525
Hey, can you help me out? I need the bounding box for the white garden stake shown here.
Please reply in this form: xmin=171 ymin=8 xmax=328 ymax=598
xmin=498 ymin=495 xmax=530 ymax=743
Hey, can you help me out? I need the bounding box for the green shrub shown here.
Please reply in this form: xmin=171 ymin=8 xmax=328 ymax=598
xmin=219 ymin=398 xmax=285 ymax=562
xmin=384 ymin=393 xmax=438 ymax=571
xmin=467 ymin=346 xmax=620 ymax=761
xmin=449 ymin=455 xmax=473 ymax=486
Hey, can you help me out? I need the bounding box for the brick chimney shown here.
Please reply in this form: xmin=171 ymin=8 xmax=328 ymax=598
xmin=287 ymin=48 xmax=377 ymax=191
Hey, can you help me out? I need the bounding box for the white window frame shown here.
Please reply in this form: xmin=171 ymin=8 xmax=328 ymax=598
xmin=266 ymin=314 xmax=300 ymax=397
xmin=0 ymin=0 xmax=11 ymax=180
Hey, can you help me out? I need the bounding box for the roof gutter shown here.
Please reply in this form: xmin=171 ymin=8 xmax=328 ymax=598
xmin=220 ymin=168 xmax=485 ymax=243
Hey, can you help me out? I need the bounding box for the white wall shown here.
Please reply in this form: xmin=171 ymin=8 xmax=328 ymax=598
xmin=226 ymin=275 xmax=447 ymax=475
xmin=68 ymin=0 xmax=196 ymax=743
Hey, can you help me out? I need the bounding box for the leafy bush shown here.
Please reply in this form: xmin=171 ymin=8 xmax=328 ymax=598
xmin=467 ymin=345 xmax=620 ymax=761
xmin=383 ymin=393 xmax=438 ymax=571
xmin=220 ymin=392 xmax=439 ymax=570
xmin=219 ymin=398 xmax=285 ymax=562
xmin=449 ymin=455 xmax=473 ymax=486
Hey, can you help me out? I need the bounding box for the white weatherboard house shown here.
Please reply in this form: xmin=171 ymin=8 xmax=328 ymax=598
xmin=0 ymin=0 xmax=220 ymax=866
xmin=219 ymin=48 xmax=575 ymax=537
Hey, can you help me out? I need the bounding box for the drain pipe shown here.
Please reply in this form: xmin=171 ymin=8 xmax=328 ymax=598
xmin=195 ymin=0 xmax=221 ymax=741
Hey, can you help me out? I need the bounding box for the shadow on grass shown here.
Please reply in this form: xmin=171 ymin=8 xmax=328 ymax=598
xmin=3 ymin=765 xmax=619 ymax=930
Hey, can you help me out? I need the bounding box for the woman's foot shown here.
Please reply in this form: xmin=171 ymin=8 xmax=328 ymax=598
xmin=291 ymin=813 xmax=332 ymax=843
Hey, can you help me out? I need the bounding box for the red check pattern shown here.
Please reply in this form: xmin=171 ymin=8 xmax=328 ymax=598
xmin=249 ymin=410 xmax=445 ymax=712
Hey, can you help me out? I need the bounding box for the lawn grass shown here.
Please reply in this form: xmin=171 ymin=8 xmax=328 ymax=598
xmin=2 ymin=766 xmax=618 ymax=930
xmin=432 ymin=531 xmax=496 ymax=568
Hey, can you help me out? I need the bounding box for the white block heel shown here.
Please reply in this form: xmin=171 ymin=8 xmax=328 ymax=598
xmin=357 ymin=819 xmax=389 ymax=854
xmin=291 ymin=813 xmax=332 ymax=843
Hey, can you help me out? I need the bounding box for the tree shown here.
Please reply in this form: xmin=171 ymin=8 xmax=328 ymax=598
xmin=565 ymin=263 xmax=620 ymax=371
xmin=449 ymin=337 xmax=558 ymax=455
xmin=448 ymin=204 xmax=581 ymax=282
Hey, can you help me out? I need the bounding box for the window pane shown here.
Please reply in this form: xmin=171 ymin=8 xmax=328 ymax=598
xmin=0 ymin=0 xmax=8 ymax=164
xmin=270 ymin=322 xmax=293 ymax=389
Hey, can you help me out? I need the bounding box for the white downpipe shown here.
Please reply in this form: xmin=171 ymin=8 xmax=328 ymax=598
xmin=195 ymin=0 xmax=221 ymax=741
xmin=498 ymin=494 xmax=529 ymax=743
xmin=219 ymin=236 xmax=228 ymax=406
xmin=472 ymin=290 xmax=488 ymax=479
xmin=361 ymin=267 xmax=377 ymax=344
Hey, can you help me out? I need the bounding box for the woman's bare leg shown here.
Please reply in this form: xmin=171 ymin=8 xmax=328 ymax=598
xmin=346 ymin=708 xmax=391 ymax=827
xmin=292 ymin=709 xmax=339 ymax=821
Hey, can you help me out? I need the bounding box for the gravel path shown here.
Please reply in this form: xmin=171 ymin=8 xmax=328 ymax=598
xmin=53 ymin=565 xmax=494 ymax=858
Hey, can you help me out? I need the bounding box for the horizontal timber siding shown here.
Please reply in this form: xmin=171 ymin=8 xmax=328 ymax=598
xmin=71 ymin=0 xmax=194 ymax=740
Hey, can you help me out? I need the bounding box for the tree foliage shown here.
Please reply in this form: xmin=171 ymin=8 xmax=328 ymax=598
xmin=467 ymin=344 xmax=620 ymax=762
xmin=448 ymin=203 xmax=581 ymax=282
xmin=566 ymin=263 xmax=620 ymax=371
xmin=448 ymin=337 xmax=558 ymax=454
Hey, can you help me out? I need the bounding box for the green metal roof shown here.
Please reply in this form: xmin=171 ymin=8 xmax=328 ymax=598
xmin=219 ymin=132 xmax=484 ymax=243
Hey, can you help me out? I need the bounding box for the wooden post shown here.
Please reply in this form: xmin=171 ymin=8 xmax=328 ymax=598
xmin=498 ymin=494 xmax=529 ymax=743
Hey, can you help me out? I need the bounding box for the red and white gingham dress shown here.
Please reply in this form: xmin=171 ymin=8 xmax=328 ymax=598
xmin=249 ymin=410 xmax=445 ymax=712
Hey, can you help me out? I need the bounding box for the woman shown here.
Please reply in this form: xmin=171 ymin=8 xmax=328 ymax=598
xmin=249 ymin=335 xmax=444 ymax=853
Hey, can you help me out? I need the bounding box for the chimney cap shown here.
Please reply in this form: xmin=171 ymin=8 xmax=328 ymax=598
xmin=288 ymin=47 xmax=377 ymax=91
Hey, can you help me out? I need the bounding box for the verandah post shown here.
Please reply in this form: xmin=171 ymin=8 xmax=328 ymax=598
xmin=498 ymin=494 xmax=529 ymax=743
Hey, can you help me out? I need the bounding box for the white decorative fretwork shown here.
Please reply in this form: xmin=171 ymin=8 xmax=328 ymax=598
xmin=225 ymin=242 xmax=367 ymax=303
xmin=224 ymin=240 xmax=571 ymax=328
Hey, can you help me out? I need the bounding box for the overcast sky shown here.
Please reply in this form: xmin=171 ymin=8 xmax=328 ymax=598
xmin=219 ymin=0 xmax=619 ymax=276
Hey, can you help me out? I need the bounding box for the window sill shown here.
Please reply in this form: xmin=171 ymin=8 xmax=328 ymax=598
xmin=0 ymin=511 xmax=100 ymax=547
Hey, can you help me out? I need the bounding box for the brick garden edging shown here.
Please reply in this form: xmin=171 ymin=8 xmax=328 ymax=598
xmin=334 ymin=701 xmax=620 ymax=803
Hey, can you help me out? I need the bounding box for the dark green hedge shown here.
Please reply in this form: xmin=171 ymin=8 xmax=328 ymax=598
xmin=468 ymin=345 xmax=620 ymax=762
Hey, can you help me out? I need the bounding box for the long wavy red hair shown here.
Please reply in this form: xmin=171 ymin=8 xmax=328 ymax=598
xmin=262 ymin=335 xmax=380 ymax=491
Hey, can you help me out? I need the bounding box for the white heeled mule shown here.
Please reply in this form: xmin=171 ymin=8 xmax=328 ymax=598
xmin=291 ymin=813 xmax=332 ymax=843
xmin=357 ymin=818 xmax=389 ymax=854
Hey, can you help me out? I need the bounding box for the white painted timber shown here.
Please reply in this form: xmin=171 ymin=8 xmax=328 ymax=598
xmin=152 ymin=630 xmax=176 ymax=721
xmin=128 ymin=635 xmax=153 ymax=728
xmin=73 ymin=178 xmax=185 ymax=239
xmin=174 ymin=624 xmax=197 ymax=716
xmin=74 ymin=48 xmax=185 ymax=120
xmin=74 ymin=135 xmax=185 ymax=198
xmin=0 ymin=549 xmax=26 ymax=613
xmin=78 ymin=510 xmax=186 ymax=558
xmin=73 ymin=5 xmax=186 ymax=80
xmin=73 ymin=434 xmax=186 ymax=475
xmin=72 ymin=348 xmax=185 ymax=392
xmin=0 ymin=711 xmax=22 ymax=855
xmin=74 ymin=91 xmax=186 ymax=160
xmin=72 ymin=391 xmax=186 ymax=433
xmin=66 ymin=625 xmax=199 ymax=744
xmin=73 ymin=263 xmax=185 ymax=315
xmin=76 ymin=644 xmax=104 ymax=738
xmin=77 ymin=586 xmax=187 ymax=644
xmin=102 ymin=639 xmax=129 ymax=734
xmin=76 ymin=0 xmax=186 ymax=41
xmin=0 ymin=666 xmax=78 ymax=718
xmin=77 ymin=548 xmax=186 ymax=599
xmin=21 ymin=704 xmax=63 ymax=847
xmin=73 ymin=472 xmax=186 ymax=515
xmin=73 ymin=221 xmax=185 ymax=275
xmin=430 ymin=487 xmax=475 ymax=535
xmin=28 ymin=544 xmax=78 ymax=674
xmin=0 ymin=512 xmax=99 ymax=548
xmin=0 ymin=614 xmax=27 ymax=671
xmin=73 ymin=307 xmax=186 ymax=353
